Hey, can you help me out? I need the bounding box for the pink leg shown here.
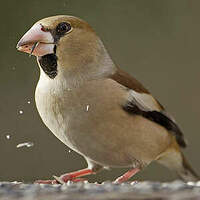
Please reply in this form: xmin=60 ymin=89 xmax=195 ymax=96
xmin=35 ymin=168 xmax=94 ymax=184
xmin=114 ymin=168 xmax=140 ymax=183
xmin=58 ymin=168 xmax=93 ymax=182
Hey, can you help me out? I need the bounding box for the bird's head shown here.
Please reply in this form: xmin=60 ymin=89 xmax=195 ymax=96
xmin=17 ymin=15 xmax=114 ymax=80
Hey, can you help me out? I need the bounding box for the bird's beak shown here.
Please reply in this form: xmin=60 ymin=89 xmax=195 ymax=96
xmin=16 ymin=23 xmax=55 ymax=57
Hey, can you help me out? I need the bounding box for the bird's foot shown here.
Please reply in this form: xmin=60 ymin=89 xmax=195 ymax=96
xmin=35 ymin=168 xmax=93 ymax=184
xmin=113 ymin=168 xmax=140 ymax=184
xmin=35 ymin=176 xmax=87 ymax=184
xmin=53 ymin=175 xmax=87 ymax=184
xmin=35 ymin=179 xmax=58 ymax=184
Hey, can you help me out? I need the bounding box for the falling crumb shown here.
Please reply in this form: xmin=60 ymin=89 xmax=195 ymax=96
xmin=86 ymin=105 xmax=89 ymax=112
xmin=27 ymin=100 xmax=31 ymax=104
xmin=16 ymin=142 xmax=34 ymax=148
xmin=6 ymin=135 xmax=11 ymax=140
xmin=19 ymin=110 xmax=24 ymax=114
xmin=68 ymin=149 xmax=71 ymax=153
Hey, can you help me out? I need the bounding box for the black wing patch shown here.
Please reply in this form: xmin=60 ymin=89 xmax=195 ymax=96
xmin=123 ymin=100 xmax=187 ymax=148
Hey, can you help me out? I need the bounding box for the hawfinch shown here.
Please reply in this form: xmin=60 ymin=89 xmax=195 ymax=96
xmin=17 ymin=15 xmax=199 ymax=184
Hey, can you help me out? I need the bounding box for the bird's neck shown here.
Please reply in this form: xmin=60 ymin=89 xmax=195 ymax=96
xmin=38 ymin=54 xmax=116 ymax=91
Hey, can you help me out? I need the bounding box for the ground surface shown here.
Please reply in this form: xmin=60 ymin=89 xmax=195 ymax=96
xmin=0 ymin=181 xmax=200 ymax=200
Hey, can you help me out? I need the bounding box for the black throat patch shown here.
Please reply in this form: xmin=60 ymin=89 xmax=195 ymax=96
xmin=38 ymin=53 xmax=58 ymax=79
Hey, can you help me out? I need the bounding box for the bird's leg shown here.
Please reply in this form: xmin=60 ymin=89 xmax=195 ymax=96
xmin=54 ymin=168 xmax=94 ymax=183
xmin=114 ymin=168 xmax=140 ymax=183
xmin=35 ymin=168 xmax=94 ymax=184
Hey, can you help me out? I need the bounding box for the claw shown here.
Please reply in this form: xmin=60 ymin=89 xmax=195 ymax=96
xmin=53 ymin=175 xmax=65 ymax=184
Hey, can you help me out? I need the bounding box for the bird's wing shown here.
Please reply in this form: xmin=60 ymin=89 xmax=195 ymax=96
xmin=109 ymin=68 xmax=187 ymax=148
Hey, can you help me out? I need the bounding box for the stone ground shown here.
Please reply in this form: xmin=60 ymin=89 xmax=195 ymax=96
xmin=0 ymin=181 xmax=200 ymax=200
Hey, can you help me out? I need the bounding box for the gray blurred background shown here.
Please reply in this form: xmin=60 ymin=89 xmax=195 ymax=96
xmin=0 ymin=0 xmax=200 ymax=183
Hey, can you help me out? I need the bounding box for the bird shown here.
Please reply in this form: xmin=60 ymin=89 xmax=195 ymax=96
xmin=16 ymin=15 xmax=199 ymax=184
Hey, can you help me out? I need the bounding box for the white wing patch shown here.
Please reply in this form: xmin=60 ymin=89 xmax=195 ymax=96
xmin=128 ymin=90 xmax=162 ymax=112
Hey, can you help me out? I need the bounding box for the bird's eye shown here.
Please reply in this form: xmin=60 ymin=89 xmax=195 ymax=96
xmin=56 ymin=22 xmax=71 ymax=35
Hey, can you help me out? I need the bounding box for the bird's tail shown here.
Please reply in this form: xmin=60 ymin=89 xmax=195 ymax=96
xmin=157 ymin=145 xmax=199 ymax=182
xmin=177 ymin=154 xmax=199 ymax=181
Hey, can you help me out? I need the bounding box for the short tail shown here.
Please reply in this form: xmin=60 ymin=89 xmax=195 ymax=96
xmin=157 ymin=147 xmax=199 ymax=182
xmin=177 ymin=154 xmax=199 ymax=181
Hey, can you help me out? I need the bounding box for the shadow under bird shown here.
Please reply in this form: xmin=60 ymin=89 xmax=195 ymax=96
xmin=16 ymin=15 xmax=199 ymax=184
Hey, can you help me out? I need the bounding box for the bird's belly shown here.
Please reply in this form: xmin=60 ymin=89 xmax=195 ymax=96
xmin=35 ymin=79 xmax=171 ymax=168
